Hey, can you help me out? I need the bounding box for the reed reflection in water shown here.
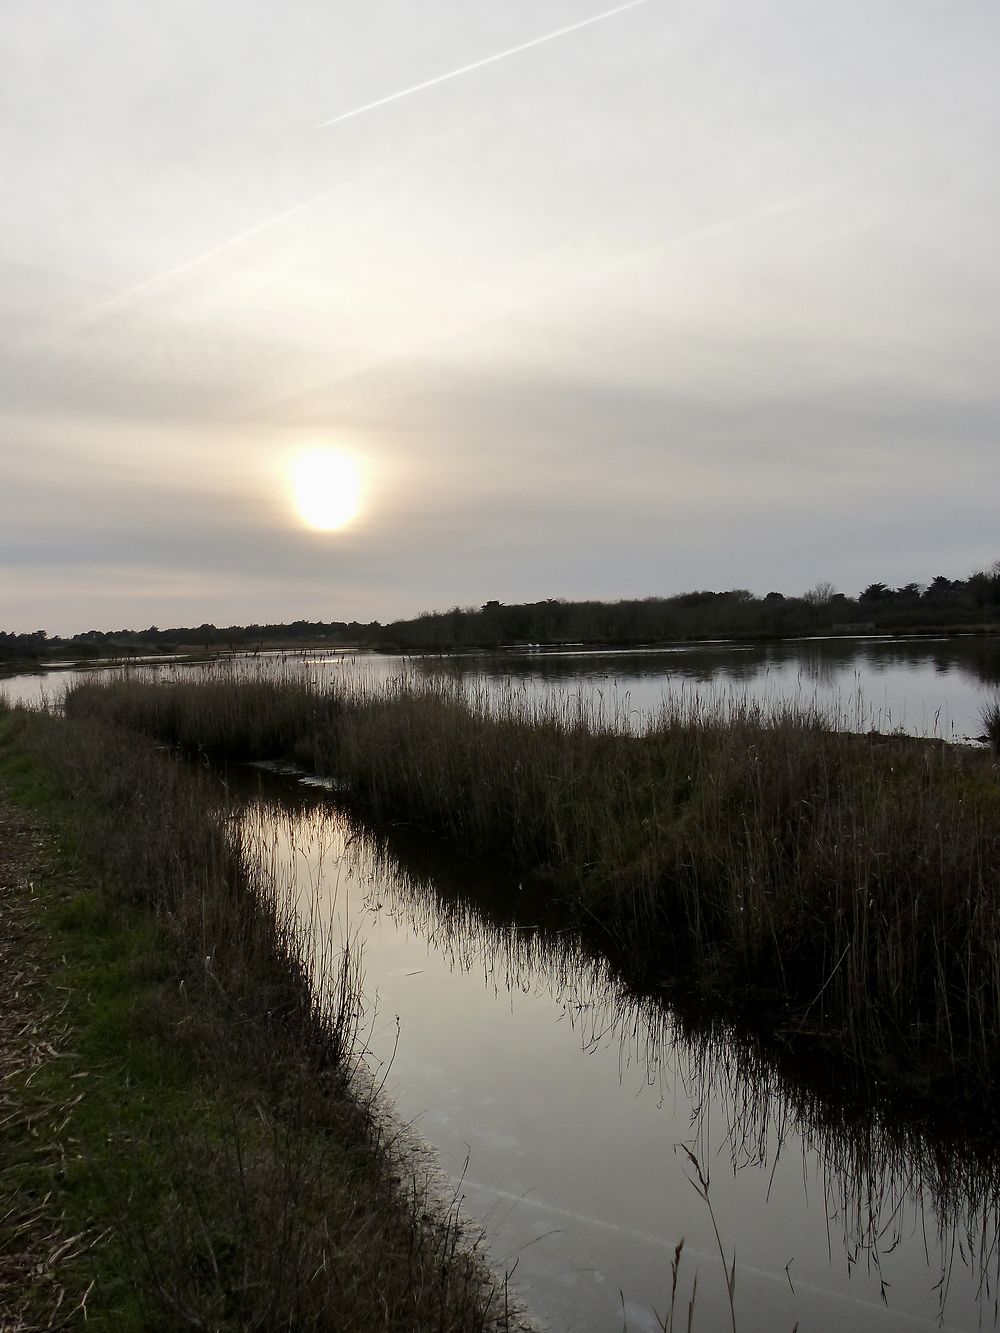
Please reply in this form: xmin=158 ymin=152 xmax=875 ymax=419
xmin=410 ymin=636 xmax=1000 ymax=741
xmin=6 ymin=633 xmax=1000 ymax=741
xmin=238 ymin=783 xmax=1000 ymax=1333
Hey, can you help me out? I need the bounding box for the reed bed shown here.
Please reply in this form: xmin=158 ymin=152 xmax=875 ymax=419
xmin=1 ymin=703 xmax=519 ymax=1330
xmin=64 ymin=670 xmax=1000 ymax=1110
xmin=245 ymin=791 xmax=1000 ymax=1329
xmin=62 ymin=666 xmax=343 ymax=762
xmin=983 ymin=696 xmax=1000 ymax=752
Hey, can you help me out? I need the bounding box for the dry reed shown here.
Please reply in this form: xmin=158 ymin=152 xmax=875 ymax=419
xmin=64 ymin=670 xmax=1000 ymax=1110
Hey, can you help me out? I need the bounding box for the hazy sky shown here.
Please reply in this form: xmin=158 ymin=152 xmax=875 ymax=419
xmin=4 ymin=1 xmax=1000 ymax=634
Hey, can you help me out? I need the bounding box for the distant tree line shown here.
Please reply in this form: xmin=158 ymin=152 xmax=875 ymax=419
xmin=66 ymin=619 xmax=380 ymax=651
xmin=376 ymin=564 xmax=1000 ymax=651
xmin=3 ymin=563 xmax=1000 ymax=663
xmin=0 ymin=628 xmax=53 ymax=666
xmin=0 ymin=619 xmax=376 ymax=666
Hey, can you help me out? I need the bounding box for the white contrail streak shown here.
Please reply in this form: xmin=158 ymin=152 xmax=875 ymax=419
xmin=317 ymin=0 xmax=650 ymax=129
xmin=247 ymin=160 xmax=912 ymax=415
xmin=454 ymin=1174 xmax=965 ymax=1330
xmin=54 ymin=1 xmax=649 ymax=332
xmin=62 ymin=193 xmax=334 ymax=327
xmin=62 ymin=176 xmax=797 ymax=332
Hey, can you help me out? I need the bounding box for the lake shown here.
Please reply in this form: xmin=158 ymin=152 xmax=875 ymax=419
xmin=4 ymin=634 xmax=1000 ymax=740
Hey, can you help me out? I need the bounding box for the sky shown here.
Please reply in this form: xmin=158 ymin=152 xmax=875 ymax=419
xmin=3 ymin=1 xmax=1000 ymax=635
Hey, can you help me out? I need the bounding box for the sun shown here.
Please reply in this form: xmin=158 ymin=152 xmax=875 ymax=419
xmin=291 ymin=448 xmax=363 ymax=531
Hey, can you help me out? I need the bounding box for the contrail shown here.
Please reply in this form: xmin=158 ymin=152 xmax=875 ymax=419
xmin=452 ymin=1174 xmax=956 ymax=1327
xmin=60 ymin=192 xmax=334 ymax=327
xmin=249 ymin=160 xmax=913 ymax=416
xmin=54 ymin=1 xmax=649 ymax=332
xmin=317 ymin=0 xmax=650 ymax=129
xmin=63 ymin=175 xmax=794 ymax=331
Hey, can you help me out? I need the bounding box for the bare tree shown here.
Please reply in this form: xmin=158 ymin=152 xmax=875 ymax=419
xmin=802 ymin=581 xmax=837 ymax=607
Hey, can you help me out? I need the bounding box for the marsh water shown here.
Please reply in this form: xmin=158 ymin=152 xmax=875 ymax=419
xmin=7 ymin=638 xmax=1000 ymax=1328
xmin=242 ymin=773 xmax=1000 ymax=1332
xmin=5 ymin=634 xmax=1000 ymax=740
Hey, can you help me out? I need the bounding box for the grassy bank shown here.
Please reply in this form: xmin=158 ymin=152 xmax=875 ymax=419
xmin=64 ymin=671 xmax=1000 ymax=1117
xmin=0 ymin=703 xmax=518 ymax=1331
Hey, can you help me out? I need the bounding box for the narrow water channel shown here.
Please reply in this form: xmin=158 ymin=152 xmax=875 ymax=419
xmin=240 ymin=769 xmax=1000 ymax=1333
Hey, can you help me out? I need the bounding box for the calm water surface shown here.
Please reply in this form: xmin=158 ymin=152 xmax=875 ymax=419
xmin=242 ymin=777 xmax=1000 ymax=1333
xmin=7 ymin=644 xmax=1000 ymax=1326
xmin=409 ymin=636 xmax=1000 ymax=740
xmin=5 ymin=636 xmax=1000 ymax=739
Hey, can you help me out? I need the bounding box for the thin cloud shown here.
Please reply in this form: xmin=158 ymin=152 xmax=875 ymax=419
xmin=317 ymin=0 xmax=650 ymax=129
xmin=56 ymin=194 xmax=333 ymax=331
xmin=249 ymin=168 xmax=887 ymax=416
xmin=52 ymin=1 xmax=649 ymax=335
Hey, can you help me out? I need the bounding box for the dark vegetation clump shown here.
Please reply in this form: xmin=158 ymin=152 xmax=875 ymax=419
xmin=64 ymin=671 xmax=1000 ymax=1118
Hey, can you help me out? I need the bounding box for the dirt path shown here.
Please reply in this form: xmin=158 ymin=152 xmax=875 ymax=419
xmin=0 ymin=793 xmax=92 ymax=1332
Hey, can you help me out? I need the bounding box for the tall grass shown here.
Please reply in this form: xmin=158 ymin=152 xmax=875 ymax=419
xmin=64 ymin=670 xmax=1000 ymax=1111
xmin=2 ymin=704 xmax=519 ymax=1330
xmin=982 ymin=696 xmax=1000 ymax=751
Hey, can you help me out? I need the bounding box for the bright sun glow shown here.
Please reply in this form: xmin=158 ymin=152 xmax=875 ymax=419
xmin=291 ymin=449 xmax=363 ymax=531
